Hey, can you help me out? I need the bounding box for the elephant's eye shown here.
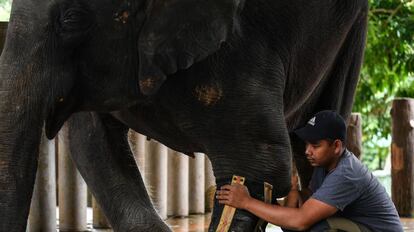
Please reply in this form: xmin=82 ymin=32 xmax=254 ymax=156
xmin=54 ymin=2 xmax=95 ymax=47
xmin=60 ymin=8 xmax=93 ymax=33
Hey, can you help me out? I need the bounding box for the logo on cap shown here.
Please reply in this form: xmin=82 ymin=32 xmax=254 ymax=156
xmin=308 ymin=117 xmax=316 ymax=126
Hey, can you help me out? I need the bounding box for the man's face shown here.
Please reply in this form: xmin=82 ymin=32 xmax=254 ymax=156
xmin=305 ymin=139 xmax=341 ymax=170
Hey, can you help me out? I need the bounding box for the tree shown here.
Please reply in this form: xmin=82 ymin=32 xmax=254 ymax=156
xmin=353 ymin=0 xmax=414 ymax=170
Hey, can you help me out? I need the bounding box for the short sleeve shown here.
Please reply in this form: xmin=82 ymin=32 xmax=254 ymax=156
xmin=311 ymin=170 xmax=362 ymax=211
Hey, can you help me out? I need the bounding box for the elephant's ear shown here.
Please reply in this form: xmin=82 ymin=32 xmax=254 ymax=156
xmin=138 ymin=0 xmax=244 ymax=95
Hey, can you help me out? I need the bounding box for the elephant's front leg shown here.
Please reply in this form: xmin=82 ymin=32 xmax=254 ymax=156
xmin=65 ymin=112 xmax=170 ymax=232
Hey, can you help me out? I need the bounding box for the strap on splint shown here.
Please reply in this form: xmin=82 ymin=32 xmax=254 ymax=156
xmin=254 ymin=182 xmax=273 ymax=232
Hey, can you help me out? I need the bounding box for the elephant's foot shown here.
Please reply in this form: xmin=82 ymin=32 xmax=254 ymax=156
xmin=210 ymin=208 xmax=268 ymax=232
xmin=110 ymin=206 xmax=171 ymax=232
xmin=208 ymin=177 xmax=273 ymax=232
xmin=121 ymin=218 xmax=171 ymax=232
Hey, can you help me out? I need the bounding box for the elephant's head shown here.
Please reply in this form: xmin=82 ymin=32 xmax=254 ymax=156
xmin=138 ymin=0 xmax=245 ymax=95
xmin=0 ymin=0 xmax=245 ymax=230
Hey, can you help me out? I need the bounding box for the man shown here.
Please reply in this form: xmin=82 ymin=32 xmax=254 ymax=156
xmin=216 ymin=110 xmax=403 ymax=231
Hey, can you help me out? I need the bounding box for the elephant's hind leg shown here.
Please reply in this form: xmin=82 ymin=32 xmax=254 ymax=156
xmin=65 ymin=112 xmax=170 ymax=232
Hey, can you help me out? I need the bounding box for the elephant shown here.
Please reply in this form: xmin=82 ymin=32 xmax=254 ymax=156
xmin=0 ymin=0 xmax=368 ymax=231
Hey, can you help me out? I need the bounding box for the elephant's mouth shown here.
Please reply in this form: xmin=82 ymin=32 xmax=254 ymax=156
xmin=45 ymin=87 xmax=80 ymax=139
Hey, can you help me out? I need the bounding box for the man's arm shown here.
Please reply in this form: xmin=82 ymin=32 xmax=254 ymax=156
xmin=284 ymin=175 xmax=312 ymax=208
xmin=217 ymin=184 xmax=338 ymax=231
xmin=245 ymin=196 xmax=337 ymax=230
xmin=284 ymin=189 xmax=301 ymax=208
xmin=284 ymin=188 xmax=312 ymax=208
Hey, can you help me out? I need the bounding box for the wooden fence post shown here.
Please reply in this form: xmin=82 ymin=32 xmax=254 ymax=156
xmin=204 ymin=156 xmax=216 ymax=212
xmin=145 ymin=140 xmax=168 ymax=219
xmin=128 ymin=131 xmax=146 ymax=176
xmin=28 ymin=132 xmax=56 ymax=232
xmin=391 ymin=98 xmax=414 ymax=217
xmin=167 ymin=150 xmax=189 ymax=217
xmin=346 ymin=113 xmax=363 ymax=159
xmin=189 ymin=153 xmax=205 ymax=214
xmin=58 ymin=124 xmax=88 ymax=231
xmin=0 ymin=22 xmax=7 ymax=53
xmin=92 ymin=197 xmax=111 ymax=229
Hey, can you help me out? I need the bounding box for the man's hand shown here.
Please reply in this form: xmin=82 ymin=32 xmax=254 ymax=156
xmin=216 ymin=184 xmax=252 ymax=209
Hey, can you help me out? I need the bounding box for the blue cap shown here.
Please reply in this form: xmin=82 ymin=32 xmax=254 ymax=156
xmin=294 ymin=110 xmax=346 ymax=143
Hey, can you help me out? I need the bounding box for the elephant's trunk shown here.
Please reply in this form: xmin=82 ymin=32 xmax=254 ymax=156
xmin=0 ymin=75 xmax=45 ymax=231
xmin=0 ymin=34 xmax=52 ymax=231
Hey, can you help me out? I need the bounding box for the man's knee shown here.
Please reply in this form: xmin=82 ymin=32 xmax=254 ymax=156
xmin=324 ymin=217 xmax=371 ymax=232
xmin=282 ymin=217 xmax=371 ymax=232
xmin=308 ymin=220 xmax=332 ymax=231
xmin=281 ymin=220 xmax=331 ymax=232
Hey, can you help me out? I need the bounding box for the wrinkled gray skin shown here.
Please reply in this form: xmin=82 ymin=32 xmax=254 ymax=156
xmin=0 ymin=0 xmax=368 ymax=231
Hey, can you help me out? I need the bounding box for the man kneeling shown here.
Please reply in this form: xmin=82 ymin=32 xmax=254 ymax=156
xmin=216 ymin=110 xmax=403 ymax=232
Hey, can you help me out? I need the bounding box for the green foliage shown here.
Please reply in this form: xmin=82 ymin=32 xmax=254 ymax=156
xmin=0 ymin=0 xmax=11 ymax=21
xmin=353 ymin=0 xmax=414 ymax=170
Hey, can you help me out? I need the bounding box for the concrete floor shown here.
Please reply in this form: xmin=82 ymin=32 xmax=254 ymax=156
xmin=67 ymin=208 xmax=283 ymax=231
xmin=168 ymin=216 xmax=414 ymax=232
xmin=61 ymin=208 xmax=414 ymax=231
xmin=166 ymin=215 xmax=414 ymax=232
xmin=166 ymin=214 xmax=284 ymax=232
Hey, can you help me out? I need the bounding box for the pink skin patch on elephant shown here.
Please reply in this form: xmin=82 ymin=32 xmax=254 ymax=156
xmin=194 ymin=85 xmax=223 ymax=106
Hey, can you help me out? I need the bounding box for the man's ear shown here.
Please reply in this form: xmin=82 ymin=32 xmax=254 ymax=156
xmin=137 ymin=0 xmax=244 ymax=95
xmin=334 ymin=140 xmax=343 ymax=155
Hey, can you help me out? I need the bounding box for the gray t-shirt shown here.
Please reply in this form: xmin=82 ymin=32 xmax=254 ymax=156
xmin=310 ymin=149 xmax=403 ymax=232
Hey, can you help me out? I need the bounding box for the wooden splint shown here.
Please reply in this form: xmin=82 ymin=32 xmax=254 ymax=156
xmin=216 ymin=175 xmax=245 ymax=232
xmin=216 ymin=175 xmax=273 ymax=232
